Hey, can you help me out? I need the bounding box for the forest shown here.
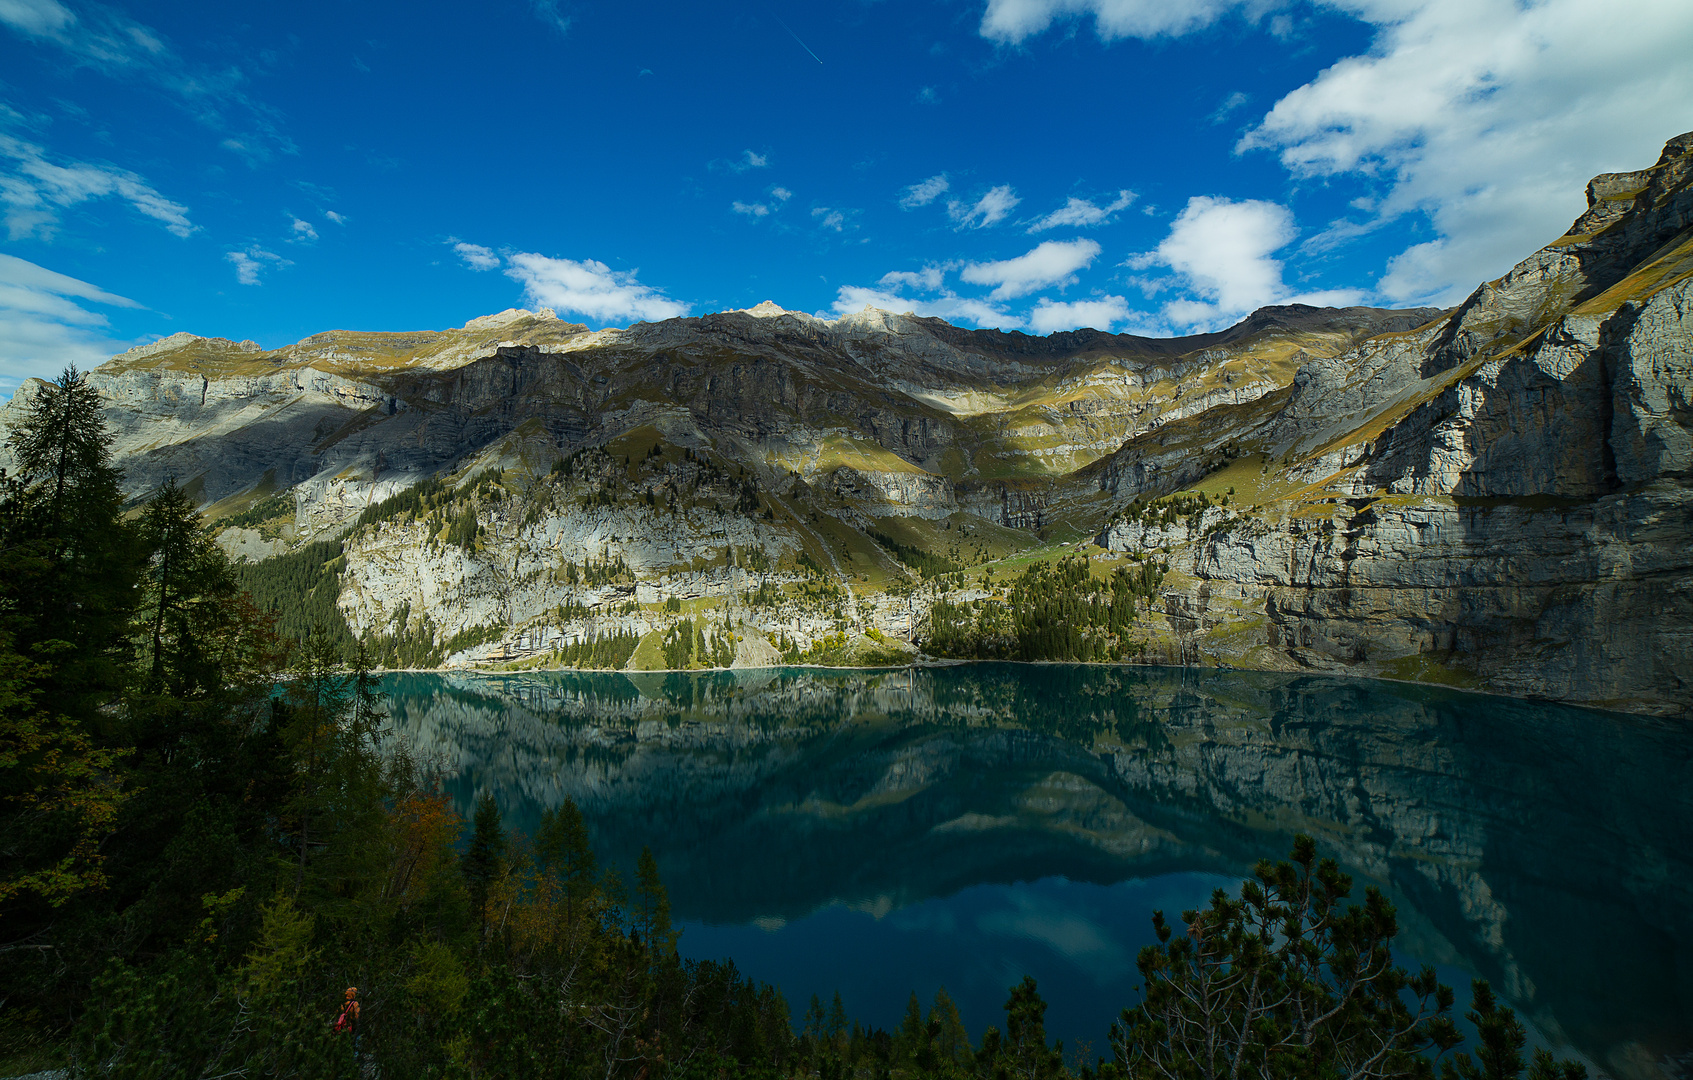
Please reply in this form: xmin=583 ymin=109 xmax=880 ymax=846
xmin=0 ymin=369 xmax=1585 ymax=1079
xmin=920 ymin=555 xmax=1167 ymax=662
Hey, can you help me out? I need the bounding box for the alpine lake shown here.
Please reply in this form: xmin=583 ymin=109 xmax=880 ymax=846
xmin=377 ymin=664 xmax=1693 ymax=1080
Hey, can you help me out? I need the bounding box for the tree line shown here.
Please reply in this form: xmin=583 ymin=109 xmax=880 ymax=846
xmin=1 ymin=368 xmax=1587 ymax=1080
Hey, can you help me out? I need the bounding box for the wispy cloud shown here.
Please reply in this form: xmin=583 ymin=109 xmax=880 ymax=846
xmin=916 ymin=86 xmax=941 ymax=105
xmin=451 ymin=241 xmax=500 ymax=271
xmin=0 ymin=0 xmax=295 ymax=160
xmin=948 ymin=184 xmax=1020 ymax=229
xmin=0 ymin=132 xmax=193 ymax=240
xmin=899 ymin=174 xmax=949 ymax=209
xmin=878 ymin=266 xmax=946 ymax=292
xmin=1210 ymin=90 xmax=1250 ymax=124
xmin=0 ymin=251 xmax=143 ymax=392
xmin=504 ymin=252 xmax=687 ymax=325
xmin=531 ymin=0 xmax=571 ymax=36
xmin=959 ymin=238 xmax=1099 ymax=299
xmin=1025 ymin=190 xmax=1134 ymax=233
xmin=287 ymin=214 xmax=318 ymax=243
xmin=226 ymin=246 xmax=289 ymax=286
xmin=324 ymin=210 xmax=348 ymax=225
xmin=812 ymin=207 xmax=845 ymax=231
xmin=714 ymin=149 xmax=769 ymax=174
xmin=979 ymin=0 xmax=1264 ymax=44
xmin=770 ymin=186 xmax=792 ymax=202
xmin=732 ymin=200 xmax=769 ymax=218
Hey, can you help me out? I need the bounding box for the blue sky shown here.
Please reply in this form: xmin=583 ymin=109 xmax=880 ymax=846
xmin=3 ymin=0 xmax=1692 ymax=394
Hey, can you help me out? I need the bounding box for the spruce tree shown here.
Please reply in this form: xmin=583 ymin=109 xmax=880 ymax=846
xmin=137 ymin=477 xmax=241 ymax=697
xmin=463 ymin=791 xmax=506 ymax=943
xmin=0 ymin=367 xmax=134 ymax=915
xmin=632 ymin=844 xmax=674 ymax=956
xmin=535 ymin=797 xmax=597 ymax=925
xmin=1 ymin=364 xmax=138 ymax=727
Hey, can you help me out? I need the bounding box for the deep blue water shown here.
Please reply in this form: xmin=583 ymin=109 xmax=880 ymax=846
xmin=379 ymin=664 xmax=1693 ymax=1080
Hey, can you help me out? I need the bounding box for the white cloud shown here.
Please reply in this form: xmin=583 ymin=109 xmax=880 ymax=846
xmin=1134 ymin=196 xmax=1364 ymax=328
xmin=0 ymin=132 xmax=193 ymax=240
xmin=732 ymin=200 xmax=769 ymax=218
xmin=1240 ymin=0 xmax=1693 ymax=303
xmin=1027 ymin=295 xmax=1150 ymax=333
xmin=288 ymin=215 xmax=318 ymax=243
xmin=1210 ymin=90 xmax=1251 ymax=123
xmin=504 ymin=252 xmax=687 ymax=325
xmin=948 ymin=184 xmax=1021 ymax=229
xmin=960 ymin=238 xmax=1099 ymax=300
xmin=770 ymin=186 xmax=793 ymax=202
xmin=899 ymin=174 xmax=949 ymax=209
xmin=979 ymin=0 xmax=1258 ymax=43
xmin=0 ymin=0 xmax=76 ymax=38
xmin=0 ymin=252 xmax=139 ymax=393
xmin=325 ymin=210 xmax=348 ymax=225
xmin=976 ymin=1 xmax=1693 ymax=303
xmin=226 ymin=247 xmax=288 ymax=286
xmin=812 ymin=207 xmax=844 ymax=231
xmin=452 ymin=241 xmax=500 ymax=271
xmin=916 ymin=86 xmax=941 ymax=105
xmin=879 ymin=266 xmax=946 ymax=292
xmin=828 ymin=285 xmax=1022 ymax=330
xmin=1026 ymin=190 xmax=1135 ymax=233
xmin=717 ymin=149 xmax=768 ymax=173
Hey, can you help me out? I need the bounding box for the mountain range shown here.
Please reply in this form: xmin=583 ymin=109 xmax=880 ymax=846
xmin=4 ymin=130 xmax=1688 ymax=718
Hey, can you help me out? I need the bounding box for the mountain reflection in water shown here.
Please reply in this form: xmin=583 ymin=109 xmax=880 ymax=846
xmin=380 ymin=664 xmax=1693 ymax=1080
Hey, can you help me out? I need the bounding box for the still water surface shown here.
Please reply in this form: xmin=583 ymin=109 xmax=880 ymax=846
xmin=379 ymin=664 xmax=1693 ymax=1080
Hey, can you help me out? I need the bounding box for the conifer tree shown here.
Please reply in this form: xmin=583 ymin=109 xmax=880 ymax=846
xmin=1 ymin=364 xmax=138 ymax=726
xmin=535 ymin=797 xmax=597 ymax=925
xmin=929 ymin=987 xmax=972 ymax=1068
xmin=0 ymin=367 xmax=135 ymax=915
xmin=632 ymin=845 xmax=674 ymax=956
xmin=136 ymin=477 xmax=242 ymax=697
xmin=463 ymin=791 xmax=506 ymax=943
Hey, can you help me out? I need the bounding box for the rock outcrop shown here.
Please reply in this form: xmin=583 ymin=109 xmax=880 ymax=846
xmin=1097 ymin=131 xmax=1693 ymax=717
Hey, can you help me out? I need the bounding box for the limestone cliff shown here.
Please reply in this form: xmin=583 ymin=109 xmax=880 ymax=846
xmin=1095 ymin=131 xmax=1693 ymax=717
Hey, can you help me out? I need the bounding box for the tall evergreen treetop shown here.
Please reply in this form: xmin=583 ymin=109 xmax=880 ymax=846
xmin=7 ymin=365 xmax=116 ymax=515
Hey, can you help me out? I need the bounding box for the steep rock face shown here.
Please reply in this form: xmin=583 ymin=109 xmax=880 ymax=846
xmin=1100 ymin=132 xmax=1693 ymax=717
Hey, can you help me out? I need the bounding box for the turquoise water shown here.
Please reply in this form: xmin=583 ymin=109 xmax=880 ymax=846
xmin=380 ymin=664 xmax=1693 ymax=1080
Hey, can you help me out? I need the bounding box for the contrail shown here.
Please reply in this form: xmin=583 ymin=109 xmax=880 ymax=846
xmin=771 ymin=12 xmax=823 ymax=64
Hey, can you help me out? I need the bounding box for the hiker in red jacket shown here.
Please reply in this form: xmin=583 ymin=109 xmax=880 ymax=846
xmin=335 ymin=986 xmax=361 ymax=1057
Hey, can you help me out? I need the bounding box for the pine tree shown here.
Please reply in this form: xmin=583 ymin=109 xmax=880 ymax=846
xmin=535 ymin=797 xmax=597 ymax=925
xmin=895 ymin=991 xmax=926 ymax=1064
xmin=632 ymin=845 xmax=674 ymax=956
xmin=995 ymin=976 xmax=1065 ymax=1080
xmin=1 ymin=364 xmax=138 ymax=726
xmin=137 ymin=478 xmax=243 ymax=697
xmin=0 ymin=367 xmax=135 ymax=914
xmin=827 ymin=990 xmax=849 ymax=1050
xmin=463 ymin=791 xmax=506 ymax=944
xmin=929 ymin=987 xmax=972 ymax=1068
